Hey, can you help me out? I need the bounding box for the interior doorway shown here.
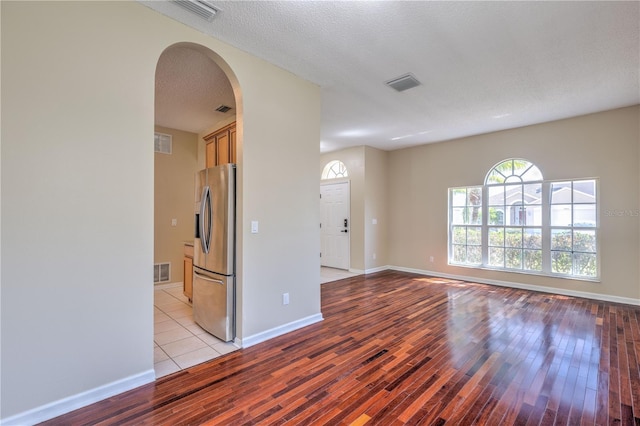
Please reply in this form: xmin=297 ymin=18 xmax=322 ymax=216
xmin=320 ymin=181 xmax=350 ymax=270
xmin=153 ymin=42 xmax=241 ymax=377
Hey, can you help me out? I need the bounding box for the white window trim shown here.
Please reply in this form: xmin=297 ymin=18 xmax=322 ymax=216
xmin=448 ymin=168 xmax=600 ymax=282
xmin=322 ymin=160 xmax=349 ymax=180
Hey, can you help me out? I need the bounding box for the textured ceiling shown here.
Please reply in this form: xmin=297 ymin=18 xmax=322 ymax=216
xmin=145 ymin=1 xmax=640 ymax=152
xmin=155 ymin=46 xmax=235 ymax=133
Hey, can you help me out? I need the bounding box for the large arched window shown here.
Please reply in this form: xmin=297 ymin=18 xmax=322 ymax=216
xmin=321 ymin=160 xmax=349 ymax=180
xmin=449 ymin=159 xmax=598 ymax=280
xmin=485 ymin=159 xmax=543 ymax=272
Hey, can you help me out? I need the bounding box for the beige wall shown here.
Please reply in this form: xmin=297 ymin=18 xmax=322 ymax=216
xmin=240 ymin=71 xmax=321 ymax=337
xmin=364 ymin=146 xmax=390 ymax=270
xmin=320 ymin=146 xmax=390 ymax=271
xmin=1 ymin=1 xmax=321 ymax=421
xmin=154 ymin=126 xmax=198 ymax=284
xmin=389 ymin=106 xmax=640 ymax=301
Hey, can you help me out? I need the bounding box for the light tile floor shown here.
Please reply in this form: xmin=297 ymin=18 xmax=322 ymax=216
xmin=155 ymin=269 xmax=358 ymax=377
xmin=320 ymin=267 xmax=361 ymax=283
xmin=154 ymin=284 xmax=238 ymax=378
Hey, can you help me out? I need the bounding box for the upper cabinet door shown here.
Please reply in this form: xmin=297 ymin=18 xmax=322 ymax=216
xmin=206 ymin=140 xmax=216 ymax=168
xmin=230 ymin=127 xmax=237 ymax=164
xmin=204 ymin=122 xmax=236 ymax=167
xmin=216 ymin=132 xmax=230 ymax=165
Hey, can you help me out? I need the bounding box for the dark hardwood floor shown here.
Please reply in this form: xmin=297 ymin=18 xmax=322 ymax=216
xmin=42 ymin=270 xmax=640 ymax=425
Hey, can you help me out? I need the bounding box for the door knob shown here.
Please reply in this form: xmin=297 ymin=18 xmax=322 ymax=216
xmin=341 ymin=230 xmax=348 ymax=233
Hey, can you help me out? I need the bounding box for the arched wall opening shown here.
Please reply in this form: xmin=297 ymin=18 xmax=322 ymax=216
xmin=153 ymin=42 xmax=245 ymax=369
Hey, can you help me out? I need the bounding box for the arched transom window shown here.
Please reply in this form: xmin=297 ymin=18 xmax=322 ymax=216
xmin=449 ymin=158 xmax=598 ymax=280
xmin=485 ymin=159 xmax=543 ymax=185
xmin=322 ymin=160 xmax=349 ymax=180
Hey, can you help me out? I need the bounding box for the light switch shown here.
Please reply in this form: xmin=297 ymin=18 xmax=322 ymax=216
xmin=372 ymin=218 xmax=378 ymax=225
xmin=251 ymin=220 xmax=259 ymax=234
xmin=171 ymin=218 xmax=177 ymax=227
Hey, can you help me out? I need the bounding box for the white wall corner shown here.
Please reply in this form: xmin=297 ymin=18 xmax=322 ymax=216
xmin=364 ymin=265 xmax=391 ymax=274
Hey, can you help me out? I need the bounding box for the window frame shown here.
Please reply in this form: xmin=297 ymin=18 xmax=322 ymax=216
xmin=448 ymin=160 xmax=599 ymax=282
xmin=449 ymin=187 xmax=483 ymax=266
xmin=321 ymin=160 xmax=349 ymax=180
xmin=485 ymin=181 xmax=544 ymax=273
xmin=549 ymin=179 xmax=599 ymax=278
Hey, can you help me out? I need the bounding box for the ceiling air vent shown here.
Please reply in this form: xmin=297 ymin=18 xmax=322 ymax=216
xmin=172 ymin=0 xmax=220 ymax=22
xmin=385 ymin=73 xmax=421 ymax=92
xmin=215 ymin=105 xmax=232 ymax=113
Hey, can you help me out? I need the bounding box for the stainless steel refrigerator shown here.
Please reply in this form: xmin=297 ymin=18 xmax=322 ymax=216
xmin=193 ymin=164 xmax=236 ymax=342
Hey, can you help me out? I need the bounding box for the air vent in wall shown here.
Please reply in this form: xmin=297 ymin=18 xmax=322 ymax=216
xmin=172 ymin=0 xmax=220 ymax=22
xmin=154 ymin=263 xmax=171 ymax=284
xmin=215 ymin=105 xmax=232 ymax=113
xmin=154 ymin=132 xmax=172 ymax=154
xmin=385 ymin=73 xmax=421 ymax=92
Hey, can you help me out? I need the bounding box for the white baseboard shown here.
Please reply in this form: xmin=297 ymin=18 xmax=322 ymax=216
xmin=1 ymin=369 xmax=155 ymax=426
xmin=388 ymin=265 xmax=640 ymax=306
xmin=348 ymin=268 xmax=365 ymax=274
xmin=239 ymin=313 xmax=324 ymax=348
xmin=364 ymin=265 xmax=391 ymax=274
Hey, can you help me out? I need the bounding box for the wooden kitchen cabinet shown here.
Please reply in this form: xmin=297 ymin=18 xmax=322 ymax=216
xmin=205 ymin=122 xmax=236 ymax=167
xmin=205 ymin=141 xmax=216 ymax=169
xmin=183 ymin=243 xmax=194 ymax=302
xmin=216 ymin=131 xmax=230 ymax=165
xmin=230 ymin=126 xmax=236 ymax=164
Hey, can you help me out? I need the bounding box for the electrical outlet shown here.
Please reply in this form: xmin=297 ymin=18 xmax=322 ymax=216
xmin=429 ymin=256 xmax=434 ymax=263
xmin=373 ymin=253 xmax=377 ymax=260
xmin=283 ymin=293 xmax=290 ymax=305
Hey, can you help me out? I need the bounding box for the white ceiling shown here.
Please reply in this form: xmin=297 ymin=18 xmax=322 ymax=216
xmin=146 ymin=1 xmax=640 ymax=153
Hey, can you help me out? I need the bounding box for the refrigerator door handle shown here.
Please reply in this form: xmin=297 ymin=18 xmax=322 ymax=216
xmin=199 ymin=186 xmax=212 ymax=254
xmin=194 ymin=269 xmax=224 ymax=285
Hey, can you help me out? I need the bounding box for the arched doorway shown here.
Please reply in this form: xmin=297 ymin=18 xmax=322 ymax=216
xmin=153 ymin=43 xmax=242 ymax=377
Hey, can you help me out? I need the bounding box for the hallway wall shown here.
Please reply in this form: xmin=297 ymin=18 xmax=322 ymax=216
xmin=1 ymin=1 xmax=321 ymax=421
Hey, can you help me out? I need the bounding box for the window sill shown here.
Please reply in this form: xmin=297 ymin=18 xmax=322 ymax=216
xmin=448 ymin=262 xmax=601 ymax=283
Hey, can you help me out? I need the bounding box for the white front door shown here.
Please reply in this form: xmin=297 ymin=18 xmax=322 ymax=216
xmin=320 ymin=181 xmax=350 ymax=270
